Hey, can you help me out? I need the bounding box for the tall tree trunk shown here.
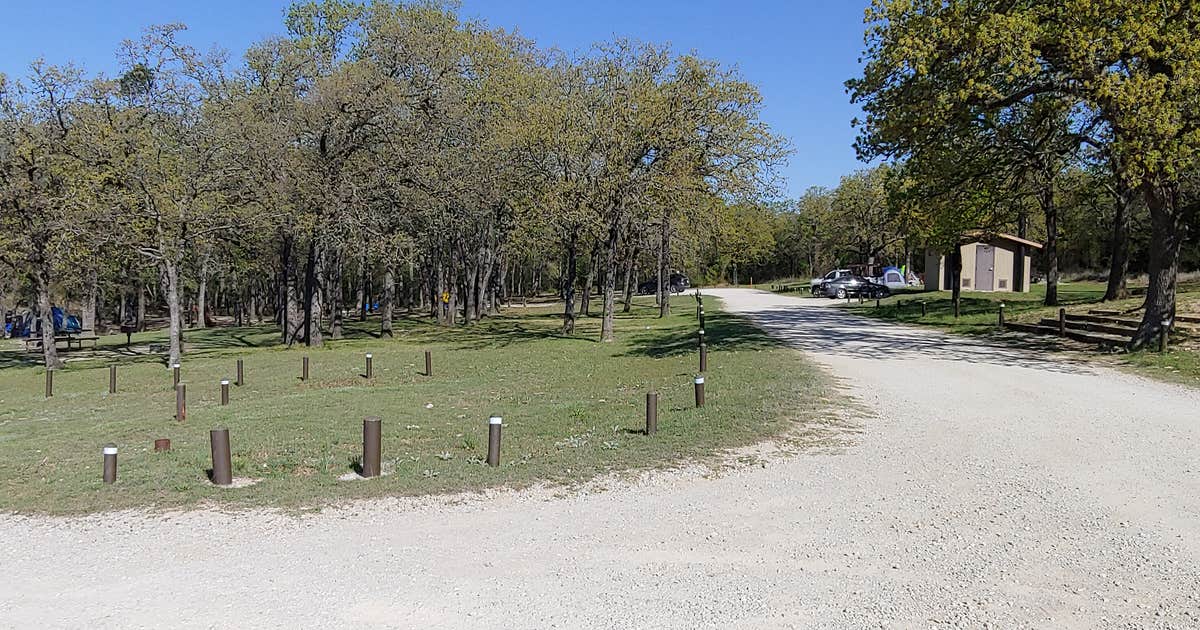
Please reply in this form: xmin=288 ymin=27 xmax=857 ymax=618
xmin=1132 ymin=184 xmax=1183 ymax=349
xmin=464 ymin=255 xmax=478 ymax=324
xmin=622 ymin=244 xmax=639 ymax=313
xmin=600 ymin=217 xmax=622 ymax=342
xmin=357 ymin=253 xmax=367 ymax=322
xmin=950 ymin=246 xmax=962 ymax=318
xmin=34 ymin=259 xmax=63 ymax=369
xmin=164 ymin=258 xmax=183 ymax=365
xmin=324 ymin=253 xmax=343 ymax=338
xmin=136 ymin=280 xmax=146 ymax=332
xmin=580 ymin=246 xmax=596 ymax=316
xmin=302 ymin=240 xmax=323 ymax=347
xmin=196 ymin=257 xmax=209 ymax=330
xmin=381 ymin=265 xmax=395 ymax=337
xmin=562 ymin=233 xmax=579 ymax=335
xmin=1041 ymin=185 xmax=1059 ymax=307
xmin=81 ymin=268 xmax=98 ymax=333
xmin=658 ymin=214 xmax=671 ymax=318
xmin=1104 ymin=179 xmax=1133 ymax=302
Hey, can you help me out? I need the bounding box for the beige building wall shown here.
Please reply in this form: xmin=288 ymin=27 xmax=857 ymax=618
xmin=1022 ymin=254 xmax=1033 ymax=293
xmin=959 ymin=243 xmax=977 ymax=291
xmin=993 ymin=245 xmax=1014 ymax=291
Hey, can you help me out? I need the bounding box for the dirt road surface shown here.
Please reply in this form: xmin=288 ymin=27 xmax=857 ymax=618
xmin=2 ymin=289 xmax=1197 ymax=628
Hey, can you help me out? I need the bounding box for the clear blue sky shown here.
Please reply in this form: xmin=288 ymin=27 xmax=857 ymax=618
xmin=0 ymin=0 xmax=871 ymax=197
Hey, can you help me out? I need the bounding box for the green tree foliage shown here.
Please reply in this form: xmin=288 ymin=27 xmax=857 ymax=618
xmin=848 ymin=0 xmax=1200 ymax=346
xmin=0 ymin=0 xmax=786 ymax=366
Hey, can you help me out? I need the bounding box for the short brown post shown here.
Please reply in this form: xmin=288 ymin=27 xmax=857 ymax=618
xmin=921 ymin=301 xmax=927 ymax=317
xmin=175 ymin=383 xmax=186 ymax=421
xmin=998 ymin=303 xmax=1006 ymax=327
xmin=486 ymin=416 xmax=502 ymax=467
xmin=302 ymin=356 xmax=309 ymax=381
xmin=172 ymin=363 xmax=181 ymax=387
xmin=876 ymin=299 xmax=880 ymax=309
xmin=645 ymin=392 xmax=658 ymax=435
xmin=697 ymin=328 xmax=705 ymax=350
xmin=109 ymin=365 xmax=117 ymax=394
xmin=236 ymin=359 xmax=244 ymax=387
xmin=424 ymin=350 xmax=432 ymax=377
xmin=45 ymin=369 xmax=53 ymax=398
xmin=102 ymin=444 xmax=117 ymax=484
xmin=220 ymin=380 xmax=230 ymax=406
xmin=694 ymin=375 xmax=705 ymax=408
xmin=699 ymin=342 xmax=708 ymax=373
xmin=365 ymin=353 xmax=373 ymax=379
xmin=1058 ymin=308 xmax=1066 ymax=337
xmin=1159 ymin=321 xmax=1169 ymax=353
xmin=209 ymin=428 xmax=232 ymax=486
xmin=362 ymin=416 xmax=381 ymax=478
xmin=154 ymin=438 xmax=171 ymax=452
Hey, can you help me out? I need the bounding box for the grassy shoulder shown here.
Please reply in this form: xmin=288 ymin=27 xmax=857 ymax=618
xmin=0 ymin=297 xmax=823 ymax=515
xmin=830 ymin=281 xmax=1200 ymax=385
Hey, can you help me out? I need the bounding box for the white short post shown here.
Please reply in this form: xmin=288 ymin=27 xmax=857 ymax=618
xmin=486 ymin=416 xmax=503 ymax=467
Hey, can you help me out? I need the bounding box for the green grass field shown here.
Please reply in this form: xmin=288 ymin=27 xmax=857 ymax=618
xmin=0 ymin=297 xmax=827 ymax=514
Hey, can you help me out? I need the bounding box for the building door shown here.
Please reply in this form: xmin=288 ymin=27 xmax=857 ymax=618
xmin=975 ymin=244 xmax=995 ymax=291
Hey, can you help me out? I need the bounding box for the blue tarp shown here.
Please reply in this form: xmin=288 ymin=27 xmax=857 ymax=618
xmin=50 ymin=307 xmax=82 ymax=334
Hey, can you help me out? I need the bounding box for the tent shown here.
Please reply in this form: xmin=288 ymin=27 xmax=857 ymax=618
xmin=878 ymin=266 xmax=908 ymax=290
xmin=51 ymin=307 xmax=82 ymax=334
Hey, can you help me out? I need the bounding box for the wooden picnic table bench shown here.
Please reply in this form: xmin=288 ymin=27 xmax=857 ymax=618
xmin=22 ymin=330 xmax=99 ymax=352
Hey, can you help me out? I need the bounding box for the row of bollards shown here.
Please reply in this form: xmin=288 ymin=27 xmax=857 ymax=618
xmin=102 ymin=412 xmax=502 ymax=485
xmin=94 ymin=342 xmax=706 ymax=484
xmin=46 ymin=350 xmax=438 ymax=401
xmin=102 ymin=365 xmax=713 ymax=485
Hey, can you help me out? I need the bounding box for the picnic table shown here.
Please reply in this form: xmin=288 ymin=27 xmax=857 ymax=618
xmin=23 ymin=329 xmax=100 ymax=352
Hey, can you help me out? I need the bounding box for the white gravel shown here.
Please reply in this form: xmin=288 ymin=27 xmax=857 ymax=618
xmin=2 ymin=288 xmax=1198 ymax=629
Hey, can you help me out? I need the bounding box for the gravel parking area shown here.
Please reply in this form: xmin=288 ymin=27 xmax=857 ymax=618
xmin=1 ymin=288 xmax=1197 ymax=629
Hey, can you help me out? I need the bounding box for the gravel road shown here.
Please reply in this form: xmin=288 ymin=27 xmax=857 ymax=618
xmin=2 ymin=288 xmax=1198 ymax=629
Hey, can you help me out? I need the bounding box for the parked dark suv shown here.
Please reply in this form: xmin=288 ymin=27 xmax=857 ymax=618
xmin=637 ymin=273 xmax=690 ymax=295
xmin=818 ymin=275 xmax=890 ymax=299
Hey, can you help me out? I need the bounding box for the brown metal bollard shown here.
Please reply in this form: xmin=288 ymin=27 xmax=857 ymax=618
xmin=236 ymin=359 xmax=244 ymax=387
xmin=220 ymin=380 xmax=230 ymax=406
xmin=109 ymin=365 xmax=117 ymax=394
xmin=154 ymin=438 xmax=171 ymax=452
xmin=209 ymin=428 xmax=232 ymax=486
xmin=1058 ymin=308 xmax=1066 ymax=337
xmin=301 ymin=356 xmax=309 ymax=381
xmin=362 ymin=416 xmax=381 ymax=478
xmin=486 ymin=416 xmax=502 ymax=467
xmin=1160 ymin=322 xmax=1169 ymax=353
xmin=646 ymin=392 xmax=658 ymax=435
xmin=700 ymin=342 xmax=708 ymax=373
xmin=921 ymin=301 xmax=927 ymax=317
xmin=694 ymin=375 xmax=706 ymax=408
xmin=425 ymin=350 xmax=433 ymax=377
xmin=175 ymin=383 xmax=186 ymax=421
xmin=365 ymin=353 xmax=373 ymax=379
xmin=45 ymin=369 xmax=53 ymax=398
xmin=172 ymin=363 xmax=181 ymax=387
xmin=998 ymin=303 xmax=1006 ymax=327
xmin=102 ymin=444 xmax=117 ymax=484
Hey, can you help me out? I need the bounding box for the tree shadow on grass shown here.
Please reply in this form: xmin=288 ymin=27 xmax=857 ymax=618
xmin=621 ymin=308 xmax=779 ymax=359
